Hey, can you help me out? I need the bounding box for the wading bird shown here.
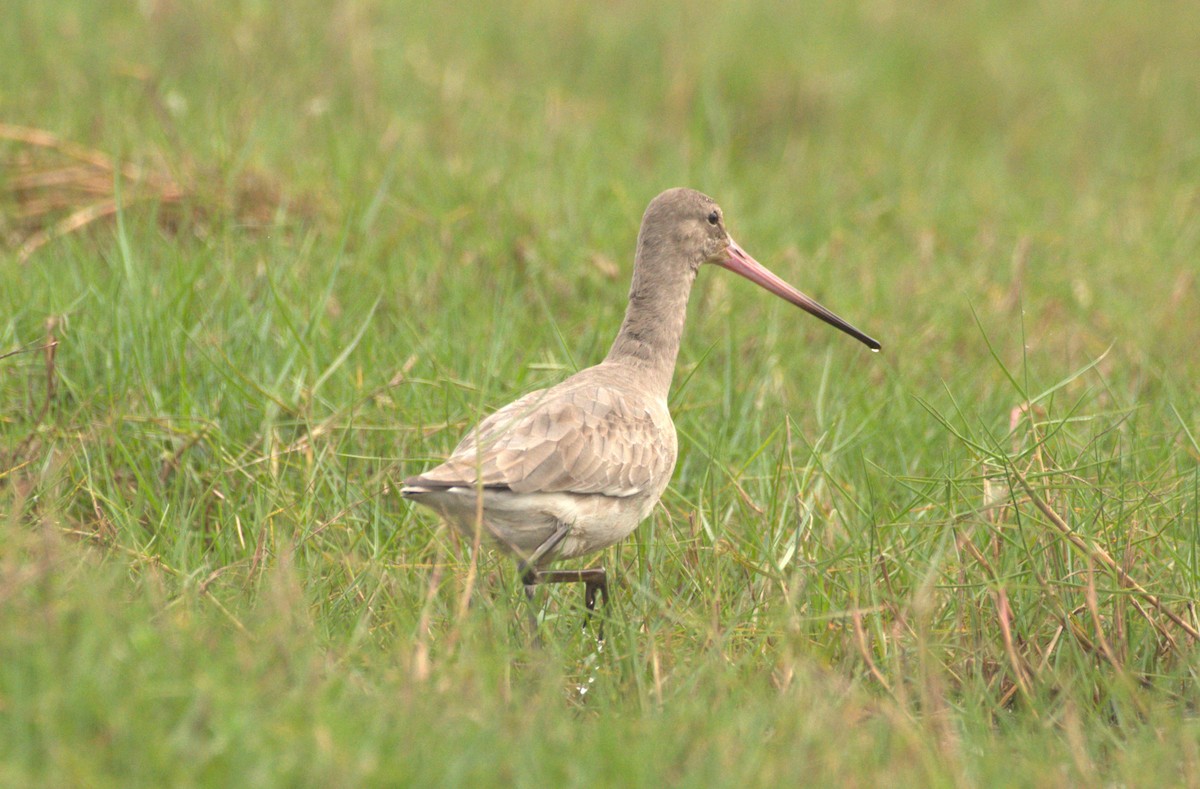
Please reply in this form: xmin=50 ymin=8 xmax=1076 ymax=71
xmin=403 ymin=188 xmax=879 ymax=624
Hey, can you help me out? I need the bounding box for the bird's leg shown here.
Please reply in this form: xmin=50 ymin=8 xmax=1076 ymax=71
xmin=517 ymin=524 xmax=610 ymax=639
xmin=582 ymin=569 xmax=609 ymax=613
xmin=583 ymin=568 xmax=609 ymax=643
xmin=521 ymin=578 xmax=540 ymax=637
xmin=532 ymin=567 xmax=608 ymax=641
xmin=518 ymin=522 xmax=572 ymax=575
xmin=517 ymin=523 xmax=572 ymax=632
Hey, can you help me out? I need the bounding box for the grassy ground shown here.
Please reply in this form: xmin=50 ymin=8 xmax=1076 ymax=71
xmin=3 ymin=0 xmax=1200 ymax=785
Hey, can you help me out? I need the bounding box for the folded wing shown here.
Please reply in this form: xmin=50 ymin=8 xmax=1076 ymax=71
xmin=405 ymin=383 xmax=673 ymax=498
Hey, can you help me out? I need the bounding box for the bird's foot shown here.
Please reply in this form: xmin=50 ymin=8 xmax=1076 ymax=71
xmin=581 ymin=569 xmax=609 ymax=643
xmin=522 ymin=567 xmax=609 ymax=642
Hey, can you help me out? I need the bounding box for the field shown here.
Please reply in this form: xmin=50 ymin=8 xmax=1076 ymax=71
xmin=3 ymin=1 xmax=1200 ymax=785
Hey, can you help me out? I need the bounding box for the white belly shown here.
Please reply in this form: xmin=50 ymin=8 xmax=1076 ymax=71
xmin=406 ymin=486 xmax=656 ymax=565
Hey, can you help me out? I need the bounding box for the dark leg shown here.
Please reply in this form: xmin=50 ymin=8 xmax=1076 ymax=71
xmin=517 ymin=523 xmax=572 ymax=583
xmin=531 ymin=567 xmax=609 ymax=639
xmin=518 ymin=524 xmax=572 ymax=636
xmin=538 ymin=568 xmax=608 ymax=607
xmin=584 ymin=569 xmax=609 ymax=643
xmin=522 ymin=577 xmax=540 ymax=635
xmin=583 ymin=572 xmax=609 ymax=613
xmin=517 ymin=524 xmax=609 ymax=638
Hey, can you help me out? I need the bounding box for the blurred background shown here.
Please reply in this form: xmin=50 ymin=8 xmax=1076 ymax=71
xmin=3 ymin=1 xmax=1200 ymax=784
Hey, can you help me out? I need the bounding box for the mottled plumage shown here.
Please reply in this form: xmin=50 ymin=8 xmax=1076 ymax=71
xmin=403 ymin=365 xmax=675 ymax=561
xmin=402 ymin=187 xmax=879 ymax=605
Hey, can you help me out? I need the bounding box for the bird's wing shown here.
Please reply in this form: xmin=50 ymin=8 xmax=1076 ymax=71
xmin=447 ymin=388 xmax=549 ymax=458
xmin=406 ymin=384 xmax=673 ymax=498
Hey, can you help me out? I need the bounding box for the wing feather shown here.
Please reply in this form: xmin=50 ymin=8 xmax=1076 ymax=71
xmin=408 ymin=383 xmax=674 ymax=498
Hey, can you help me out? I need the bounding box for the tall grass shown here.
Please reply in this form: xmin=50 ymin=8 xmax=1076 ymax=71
xmin=3 ymin=0 xmax=1200 ymax=785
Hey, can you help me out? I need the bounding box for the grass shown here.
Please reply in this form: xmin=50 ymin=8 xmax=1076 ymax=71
xmin=3 ymin=0 xmax=1200 ymax=785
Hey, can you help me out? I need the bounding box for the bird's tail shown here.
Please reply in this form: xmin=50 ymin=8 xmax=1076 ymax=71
xmin=400 ymin=475 xmax=458 ymax=499
xmin=400 ymin=477 xmax=431 ymax=499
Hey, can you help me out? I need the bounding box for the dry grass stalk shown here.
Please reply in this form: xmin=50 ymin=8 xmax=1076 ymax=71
xmin=1 ymin=123 xmax=184 ymax=262
xmin=2 ymin=123 xmax=311 ymax=262
xmin=955 ymin=529 xmax=1036 ymax=703
xmin=1011 ymin=467 xmax=1200 ymax=644
xmin=851 ymin=607 xmax=892 ymax=692
xmin=413 ymin=543 xmax=446 ymax=684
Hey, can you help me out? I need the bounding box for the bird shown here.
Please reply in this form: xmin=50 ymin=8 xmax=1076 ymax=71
xmin=402 ymin=187 xmax=880 ymax=625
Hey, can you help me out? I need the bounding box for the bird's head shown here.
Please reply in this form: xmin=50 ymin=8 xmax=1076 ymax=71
xmin=637 ymin=187 xmax=881 ymax=351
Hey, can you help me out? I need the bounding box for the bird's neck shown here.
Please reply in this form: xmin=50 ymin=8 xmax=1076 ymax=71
xmin=604 ymin=252 xmax=697 ymax=399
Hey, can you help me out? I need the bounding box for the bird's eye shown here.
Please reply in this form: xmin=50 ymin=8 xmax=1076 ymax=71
xmin=707 ymin=210 xmax=719 ymax=226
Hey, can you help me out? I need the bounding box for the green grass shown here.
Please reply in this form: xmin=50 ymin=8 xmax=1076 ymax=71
xmin=3 ymin=0 xmax=1200 ymax=785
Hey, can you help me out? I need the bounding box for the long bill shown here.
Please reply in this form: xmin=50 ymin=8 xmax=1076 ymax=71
xmin=718 ymin=239 xmax=881 ymax=351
